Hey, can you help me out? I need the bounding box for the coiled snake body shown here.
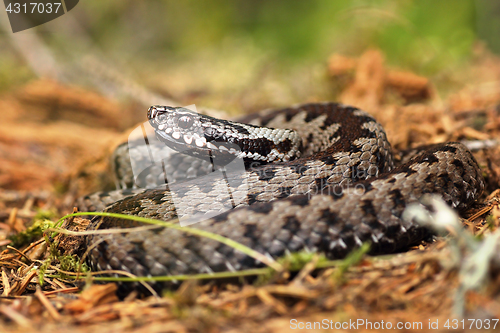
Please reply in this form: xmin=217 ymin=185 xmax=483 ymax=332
xmin=81 ymin=102 xmax=485 ymax=290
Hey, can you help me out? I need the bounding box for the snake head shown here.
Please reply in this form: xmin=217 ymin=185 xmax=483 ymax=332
xmin=147 ymin=105 xmax=244 ymax=164
xmin=147 ymin=105 xmax=302 ymax=165
xmin=148 ymin=106 xmax=204 ymax=142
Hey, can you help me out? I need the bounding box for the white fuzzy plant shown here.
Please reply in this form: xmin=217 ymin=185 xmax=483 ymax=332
xmin=403 ymin=194 xmax=500 ymax=317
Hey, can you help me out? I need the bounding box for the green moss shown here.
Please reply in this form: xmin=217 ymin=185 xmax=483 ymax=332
xmin=37 ymin=236 xmax=89 ymax=285
xmin=59 ymin=255 xmax=89 ymax=275
xmin=8 ymin=218 xmax=52 ymax=248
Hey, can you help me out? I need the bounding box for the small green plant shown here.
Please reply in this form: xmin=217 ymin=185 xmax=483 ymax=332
xmin=8 ymin=210 xmax=56 ymax=248
xmin=331 ymin=242 xmax=371 ymax=283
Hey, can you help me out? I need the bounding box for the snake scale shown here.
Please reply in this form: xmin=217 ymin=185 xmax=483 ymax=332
xmin=80 ymin=102 xmax=485 ymax=292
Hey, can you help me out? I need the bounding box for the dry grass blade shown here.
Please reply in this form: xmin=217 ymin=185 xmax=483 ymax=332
xmin=256 ymin=289 xmax=288 ymax=315
xmin=35 ymin=285 xmax=62 ymax=320
xmin=0 ymin=304 xmax=33 ymax=329
xmin=1 ymin=268 xmax=11 ymax=297
xmin=15 ymin=269 xmax=37 ymax=296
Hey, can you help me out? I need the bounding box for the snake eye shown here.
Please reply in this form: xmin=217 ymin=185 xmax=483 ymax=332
xmin=177 ymin=115 xmax=194 ymax=129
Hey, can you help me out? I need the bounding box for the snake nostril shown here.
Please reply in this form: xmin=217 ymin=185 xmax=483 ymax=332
xmin=147 ymin=106 xmax=157 ymax=120
xmin=147 ymin=106 xmax=169 ymax=125
xmin=156 ymin=113 xmax=167 ymax=124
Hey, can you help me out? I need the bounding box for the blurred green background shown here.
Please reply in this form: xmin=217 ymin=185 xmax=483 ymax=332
xmin=0 ymin=0 xmax=499 ymax=110
xmin=77 ymin=0 xmax=495 ymax=68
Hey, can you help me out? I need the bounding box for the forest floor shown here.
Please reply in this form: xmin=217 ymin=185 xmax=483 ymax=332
xmin=1 ymin=47 xmax=500 ymax=332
